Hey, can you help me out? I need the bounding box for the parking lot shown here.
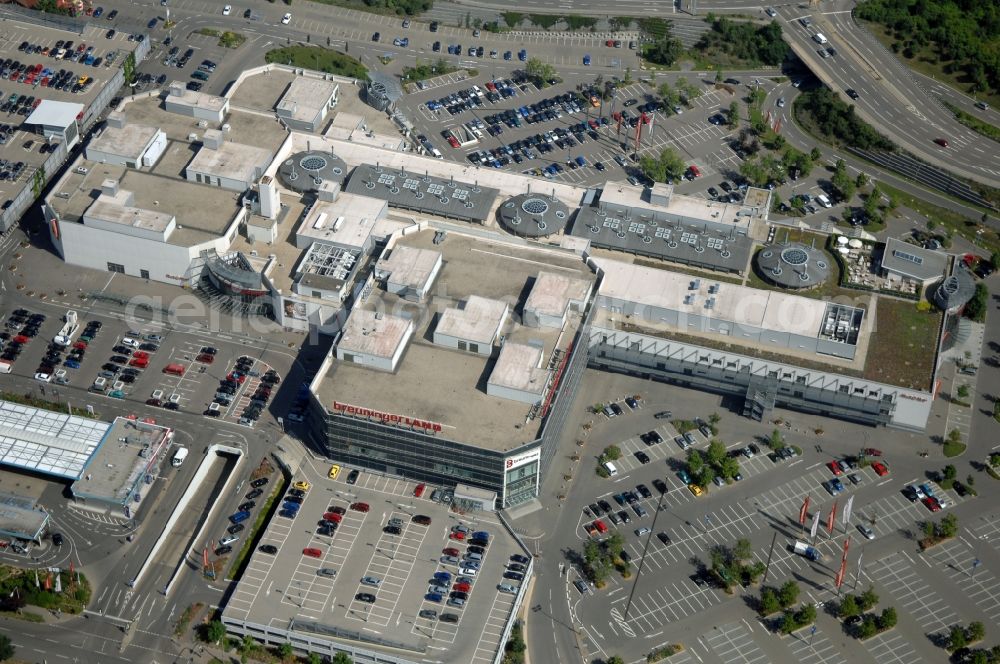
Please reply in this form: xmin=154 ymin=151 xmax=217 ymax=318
xmin=402 ymin=74 xmax=742 ymax=190
xmin=223 ymin=463 xmax=529 ymax=663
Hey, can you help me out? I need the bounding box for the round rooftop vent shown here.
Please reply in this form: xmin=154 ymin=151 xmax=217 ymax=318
xmin=755 ymin=241 xmax=832 ymax=289
xmin=781 ymin=247 xmax=809 ymax=266
xmin=497 ymin=192 xmax=570 ymax=238
xmin=300 ymin=155 xmax=328 ymax=171
xmin=521 ymin=197 xmax=550 ymax=215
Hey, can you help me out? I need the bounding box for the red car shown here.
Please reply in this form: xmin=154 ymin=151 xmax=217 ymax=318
xmin=414 ymin=483 xmax=425 ymax=498
xmin=447 ymin=135 xmax=461 ymax=148
xmin=871 ymin=462 xmax=889 ymax=477
xmin=449 ymin=531 xmax=466 ymax=541
xmin=73 ymin=341 xmax=87 ymax=350
xmin=933 ymin=138 xmax=949 ymax=148
xmin=132 ymin=351 xmax=149 ymax=360
xmin=322 ymin=512 xmax=343 ymax=523
xmin=922 ymin=497 xmax=941 ymax=512
xmin=196 ymin=353 xmax=215 ymax=364
xmin=605 ymin=39 xmax=614 ymax=47
xmin=593 ymin=519 xmax=608 ymax=534
xmin=827 ymin=461 xmax=842 ymax=476
xmin=442 ymin=547 xmax=460 ymax=557
xmin=862 ymin=448 xmax=883 ymax=457
xmin=453 ymin=582 xmax=471 ymax=592
xmin=13 ymin=335 xmax=28 ymax=344
xmin=350 ymin=502 xmax=370 ymax=513
xmin=303 ymin=547 xmax=323 ymax=558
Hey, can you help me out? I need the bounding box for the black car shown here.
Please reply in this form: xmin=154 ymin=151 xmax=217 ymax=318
xmin=503 ymin=571 xmax=524 ymax=581
xmin=636 ymin=484 xmax=652 ymax=499
xmin=634 ymin=451 xmax=650 ymax=464
xmin=511 ymin=554 xmax=530 ymax=565
xmin=215 ymin=545 xmax=232 ymax=555
xmin=251 ymin=477 xmax=269 ymax=488
xmin=52 ymin=532 xmax=63 ymax=546
xmin=284 ymin=495 xmax=303 ymax=505
xmin=227 ymin=523 xmax=244 ymax=535
xmin=845 ymin=88 xmax=859 ymax=100
xmin=597 ymin=499 xmax=613 ymax=514
xmin=384 ymin=525 xmax=402 ymax=535
xmin=355 ymin=593 xmax=376 ymax=603
xmin=469 ymin=538 xmax=489 ymax=548
xmin=346 ymin=469 xmax=359 ymax=484
xmin=246 ymin=488 xmax=262 ymax=500
xmin=238 ymin=501 xmax=255 ymax=512
xmin=119 ymin=375 xmax=136 ymax=384
xmin=101 ymin=363 xmax=121 ymax=372
xmin=440 ymin=613 xmax=459 ymax=623
xmin=139 ymin=343 xmax=159 ymax=352
xmin=468 ymin=545 xmax=486 ymax=555
xmin=372 ymin=32 xmax=380 ymax=42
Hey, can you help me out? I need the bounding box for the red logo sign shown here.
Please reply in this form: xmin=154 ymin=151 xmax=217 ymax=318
xmin=332 ymin=401 xmax=442 ymax=433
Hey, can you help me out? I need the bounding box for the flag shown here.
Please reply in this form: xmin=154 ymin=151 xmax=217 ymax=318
xmin=827 ymin=500 xmax=838 ymax=534
xmin=202 ymin=547 xmax=210 ymax=570
xmin=44 ymin=572 xmax=52 ymax=591
xmin=835 ymin=537 xmax=851 ymax=588
xmin=54 ymin=573 xmax=62 ymax=594
xmin=69 ymin=560 xmax=74 ymax=576
xmin=34 ymin=569 xmax=39 ymax=589
xmin=809 ymin=510 xmax=820 ymax=538
xmin=842 ymin=495 xmax=854 ymax=526
xmin=799 ymin=495 xmax=811 ymax=525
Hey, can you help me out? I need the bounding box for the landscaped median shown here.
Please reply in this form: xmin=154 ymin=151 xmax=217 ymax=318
xmin=264 ymin=46 xmax=368 ymax=81
xmin=0 ymin=565 xmax=92 ymax=620
xmin=194 ymin=28 xmax=246 ymax=49
xmin=225 ymin=461 xmax=285 ymax=582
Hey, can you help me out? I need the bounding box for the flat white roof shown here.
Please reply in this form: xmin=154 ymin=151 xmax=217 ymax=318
xmin=525 ymin=271 xmax=592 ymax=319
xmin=277 ymin=77 xmax=339 ymax=123
xmin=338 ymin=309 xmax=411 ymax=360
xmin=26 ymin=100 xmax=84 ymax=128
xmin=297 ymin=193 xmax=385 ymax=249
xmin=0 ymin=401 xmax=109 ymax=479
xmin=187 ymin=141 xmax=272 ymax=184
xmin=489 ymin=342 xmax=547 ymax=397
xmin=595 ymin=258 xmax=829 ymax=338
xmin=166 ymin=84 xmax=228 ymax=112
xmin=436 ymin=295 xmax=508 ymax=344
xmin=87 ymin=194 xmax=174 ymax=233
xmin=87 ymin=122 xmax=158 ymax=160
xmin=600 ymin=180 xmax=753 ymax=230
xmin=377 ymin=244 xmax=441 ymax=290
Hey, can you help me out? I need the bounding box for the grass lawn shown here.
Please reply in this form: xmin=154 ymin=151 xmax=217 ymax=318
xmin=864 ymin=298 xmax=941 ymax=391
xmin=264 ymin=46 xmax=368 ymax=80
xmin=943 ymin=441 xmax=967 ymax=457
xmin=877 ymin=182 xmax=1000 ymax=255
xmin=859 ymin=20 xmax=1000 ymax=110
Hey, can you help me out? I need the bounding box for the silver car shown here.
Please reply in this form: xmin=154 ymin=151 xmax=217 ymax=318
xmin=317 ymin=568 xmax=337 ymax=578
xmin=361 ymin=576 xmax=381 ymax=587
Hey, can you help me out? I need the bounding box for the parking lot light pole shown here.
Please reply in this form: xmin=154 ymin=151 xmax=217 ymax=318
xmin=623 ymin=491 xmax=666 ymax=621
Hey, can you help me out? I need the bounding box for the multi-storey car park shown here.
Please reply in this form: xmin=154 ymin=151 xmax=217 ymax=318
xmin=0 ymin=9 xmax=146 ymax=233
xmin=14 ymin=59 xmax=969 ymax=661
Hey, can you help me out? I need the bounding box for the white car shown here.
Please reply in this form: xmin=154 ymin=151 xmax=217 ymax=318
xmin=220 ymin=534 xmax=239 ymax=546
xmin=34 ymin=372 xmax=51 ymax=383
xmin=222 ymin=4 xmax=231 ymax=15
xmin=281 ymin=12 xmax=291 ymax=24
xmin=121 ymin=337 xmax=140 ymax=348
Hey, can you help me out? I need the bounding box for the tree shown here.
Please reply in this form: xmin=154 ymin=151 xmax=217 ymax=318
xmin=759 ymin=587 xmax=780 ymax=615
xmin=331 ymin=654 xmax=354 ymax=664
xmin=706 ymin=440 xmax=727 ymax=467
xmin=798 ymin=603 xmax=817 ymax=624
xmin=991 ymin=250 xmax=1000 ymax=270
xmin=947 ymin=428 xmax=963 ymax=445
xmin=858 ymin=616 xmax=877 ymax=638
xmin=606 ymin=532 xmax=625 ymax=560
xmin=607 ymin=657 xmax=626 ymax=664
xmin=645 ymin=36 xmax=685 ymax=66
xmin=307 ymin=653 xmax=324 ymax=664
xmin=687 ymin=449 xmax=705 ymax=475
xmin=778 ymin=580 xmax=800 ymax=608
xmin=278 ymin=642 xmax=294 ymax=660
xmin=878 ymin=606 xmax=897 ymax=630
xmin=584 ymin=539 xmax=602 ymax=565
xmin=856 ymin=172 xmax=869 ymax=189
xmin=603 ymin=445 xmax=622 ymax=461
xmin=658 ymin=82 xmax=680 ymax=107
xmin=967 ymin=621 xmax=986 ymax=643
xmin=205 ymin=620 xmax=226 ymax=645
xmin=864 ymin=184 xmax=882 ymax=219
xmin=831 ymin=158 xmax=856 ymax=202
xmin=696 ymin=465 xmax=716 ymax=488
xmin=0 ymin=635 xmax=14 ymax=662
xmin=767 ymin=429 xmax=784 ymax=450
xmin=939 ymin=513 xmax=959 ymax=538
xmin=708 ymin=412 xmax=721 ymax=427
xmin=639 ymin=147 xmax=686 ymax=183
xmin=678 ymin=78 xmax=702 ymax=101
xmin=525 ymin=58 xmax=557 ymax=87
xmin=715 ymin=67 xmax=723 ymax=83
xmin=719 ymin=455 xmax=741 ymax=480
xmin=943 ymin=464 xmax=957 ymax=482
xmin=734 ymin=538 xmax=752 ymax=561
xmin=728 ymin=101 xmax=740 ymax=128
xmin=810 ymin=147 xmax=822 ymax=162
xmin=949 ymin=625 xmax=968 ymax=651
xmin=859 ymin=586 xmax=879 ymax=611
xmin=839 ymin=594 xmax=860 ymax=618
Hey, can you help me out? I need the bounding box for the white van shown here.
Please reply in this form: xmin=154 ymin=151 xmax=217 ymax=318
xmin=816 ymin=193 xmax=832 ymax=208
xmin=171 ymin=447 xmax=189 ymax=467
xmin=813 ymin=33 xmax=828 ymax=44
xmin=91 ymin=376 xmax=107 ymax=391
xmin=430 ymin=146 xmax=443 ymax=159
xmin=603 ymin=461 xmax=619 ymax=476
xmin=0 ymin=361 xmax=11 ymax=374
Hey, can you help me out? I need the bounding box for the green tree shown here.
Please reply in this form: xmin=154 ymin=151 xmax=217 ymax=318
xmin=938 ymin=513 xmax=959 ymax=538
xmin=205 ymin=620 xmax=226 ymax=645
xmin=734 ymin=538 xmax=752 ymax=561
xmin=678 ymin=78 xmax=701 ymax=101
xmin=969 ymin=650 xmax=989 ymax=664
xmin=949 ymin=625 xmax=968 ymax=651
xmin=831 ymin=161 xmax=856 ymax=202
xmin=639 ymin=147 xmax=685 ymax=183
xmin=728 ymin=101 xmax=740 ymax=128
xmin=606 ymin=532 xmax=625 ymax=560
xmin=603 ymin=445 xmax=622 ymax=461
xmin=855 ymin=172 xmax=869 ymax=189
xmin=878 ymin=606 xmax=897 ymax=630
xmin=658 ymin=82 xmax=680 ymax=107
xmin=645 ymin=36 xmax=685 ymax=66
xmin=759 ymin=587 xmax=780 ymax=615
xmin=331 ymin=654 xmax=354 ymax=664
xmin=839 ymin=594 xmax=860 ymax=618
xmin=967 ymin=621 xmax=985 ymax=643
xmin=719 ymin=455 xmax=741 ymax=480
xmin=956 ymin=384 xmax=970 ymax=399
xmin=687 ymin=449 xmax=705 ymax=475
xmin=715 ymin=67 xmax=724 ymax=83
xmin=798 ymin=603 xmax=817 ymax=625
xmin=607 ymin=656 xmax=626 ymax=664
xmin=696 ymin=465 xmax=716 ymax=488
xmin=583 ymin=539 xmax=602 ymax=564
xmin=810 ymin=147 xmax=822 ymax=161
xmin=307 ymin=653 xmax=323 ymax=664
xmin=706 ymin=440 xmax=727 ymax=467
xmin=859 ymin=586 xmax=879 ymax=611
xmin=767 ymin=429 xmax=784 ymax=450
xmin=990 ymin=250 xmax=1000 ymax=269
xmin=778 ymin=580 xmax=800 ymax=608
xmin=0 ymin=635 xmax=14 ymax=662
xmin=858 ymin=616 xmax=878 ymax=638
xmin=943 ymin=464 xmax=957 ymax=481
xmin=241 ymin=635 xmax=256 ymax=655
xmin=525 ymin=58 xmax=557 ymax=86
xmin=864 ymin=184 xmax=882 ymax=219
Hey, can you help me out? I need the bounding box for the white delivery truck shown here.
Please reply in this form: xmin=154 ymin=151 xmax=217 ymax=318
xmin=813 ymin=33 xmax=828 ymax=44
xmin=816 ymin=193 xmax=832 ymax=208
xmin=171 ymin=447 xmax=189 ymax=467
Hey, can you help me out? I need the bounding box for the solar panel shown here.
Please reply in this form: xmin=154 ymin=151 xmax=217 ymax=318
xmin=603 ymin=219 xmax=620 ymax=230
xmin=892 ymin=249 xmax=923 ymax=265
xmin=453 ymin=189 xmax=468 ymax=201
xmin=628 ymin=222 xmax=645 ymax=234
xmin=654 ymin=227 xmax=671 ymax=239
xmin=427 ymin=183 xmax=444 ymax=195
xmin=403 ymin=178 xmax=419 ymax=190
xmin=378 ymin=173 xmax=395 ymax=185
